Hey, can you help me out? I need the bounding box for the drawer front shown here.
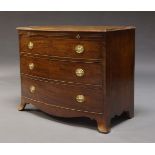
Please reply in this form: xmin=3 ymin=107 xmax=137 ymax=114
xmin=20 ymin=55 xmax=103 ymax=85
xmin=20 ymin=35 xmax=104 ymax=59
xmin=20 ymin=56 xmax=49 ymax=78
xmin=21 ymin=75 xmax=104 ymax=113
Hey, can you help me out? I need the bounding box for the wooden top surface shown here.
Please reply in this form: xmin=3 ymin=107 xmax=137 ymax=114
xmin=16 ymin=25 xmax=135 ymax=32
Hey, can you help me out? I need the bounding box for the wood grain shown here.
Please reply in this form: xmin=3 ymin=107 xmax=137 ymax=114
xmin=17 ymin=26 xmax=135 ymax=133
xmin=20 ymin=34 xmax=104 ymax=59
xmin=16 ymin=25 xmax=135 ymax=32
xmin=20 ymin=55 xmax=103 ymax=85
xmin=104 ymin=29 xmax=135 ymax=123
xmin=21 ymin=75 xmax=104 ymax=113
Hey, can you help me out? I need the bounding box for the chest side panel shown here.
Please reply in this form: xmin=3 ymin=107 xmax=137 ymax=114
xmin=105 ymin=29 xmax=135 ymax=118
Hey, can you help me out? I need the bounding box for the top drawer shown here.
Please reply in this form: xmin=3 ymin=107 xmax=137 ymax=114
xmin=19 ymin=33 xmax=105 ymax=59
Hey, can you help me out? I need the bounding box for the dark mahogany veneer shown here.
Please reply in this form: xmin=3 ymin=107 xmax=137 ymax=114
xmin=17 ymin=26 xmax=135 ymax=133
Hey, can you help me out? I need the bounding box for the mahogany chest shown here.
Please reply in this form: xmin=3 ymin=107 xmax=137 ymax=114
xmin=17 ymin=26 xmax=135 ymax=133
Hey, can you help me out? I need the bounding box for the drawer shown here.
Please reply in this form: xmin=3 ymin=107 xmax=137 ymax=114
xmin=20 ymin=55 xmax=49 ymax=78
xmin=20 ymin=35 xmax=104 ymax=59
xmin=21 ymin=75 xmax=104 ymax=113
xmin=20 ymin=55 xmax=103 ymax=85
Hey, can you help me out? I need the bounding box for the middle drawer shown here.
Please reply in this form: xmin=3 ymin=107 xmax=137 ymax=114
xmin=20 ymin=55 xmax=103 ymax=86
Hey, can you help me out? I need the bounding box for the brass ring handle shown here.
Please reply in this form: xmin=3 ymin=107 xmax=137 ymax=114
xmin=28 ymin=41 xmax=33 ymax=49
xmin=29 ymin=63 xmax=34 ymax=70
xmin=75 ymin=44 xmax=84 ymax=54
xmin=76 ymin=95 xmax=85 ymax=103
xmin=75 ymin=68 xmax=85 ymax=77
xmin=29 ymin=85 xmax=35 ymax=93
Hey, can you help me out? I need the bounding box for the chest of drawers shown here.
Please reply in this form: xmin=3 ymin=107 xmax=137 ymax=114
xmin=17 ymin=26 xmax=135 ymax=133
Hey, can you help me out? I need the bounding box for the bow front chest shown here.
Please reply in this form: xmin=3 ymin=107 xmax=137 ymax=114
xmin=17 ymin=26 xmax=135 ymax=133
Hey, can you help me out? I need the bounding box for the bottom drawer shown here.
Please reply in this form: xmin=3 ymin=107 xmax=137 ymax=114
xmin=21 ymin=75 xmax=104 ymax=114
